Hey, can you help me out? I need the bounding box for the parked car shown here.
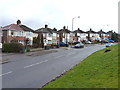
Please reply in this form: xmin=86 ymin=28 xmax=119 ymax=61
xmin=0 ymin=43 xmax=2 ymax=48
xmin=85 ymin=41 xmax=92 ymax=44
xmin=105 ymin=43 xmax=113 ymax=47
xmin=101 ymin=40 xmax=109 ymax=43
xmin=109 ymin=40 xmax=115 ymax=43
xmin=74 ymin=42 xmax=84 ymax=48
xmin=73 ymin=41 xmax=80 ymax=45
xmin=59 ymin=42 xmax=69 ymax=47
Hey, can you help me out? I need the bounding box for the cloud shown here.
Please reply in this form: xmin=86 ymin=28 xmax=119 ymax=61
xmin=0 ymin=0 xmax=119 ymax=32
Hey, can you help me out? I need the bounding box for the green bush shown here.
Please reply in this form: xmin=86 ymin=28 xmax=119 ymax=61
xmin=26 ymin=47 xmax=30 ymax=52
xmin=2 ymin=43 xmax=24 ymax=53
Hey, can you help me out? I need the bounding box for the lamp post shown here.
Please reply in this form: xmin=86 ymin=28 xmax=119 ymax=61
xmin=72 ymin=16 xmax=80 ymax=31
xmin=71 ymin=16 xmax=80 ymax=46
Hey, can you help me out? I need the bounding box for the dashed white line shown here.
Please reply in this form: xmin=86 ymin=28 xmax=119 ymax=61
xmin=66 ymin=52 xmax=75 ymax=56
xmin=24 ymin=60 xmax=48 ymax=68
xmin=54 ymin=55 xmax=63 ymax=59
xmin=0 ymin=71 xmax=13 ymax=77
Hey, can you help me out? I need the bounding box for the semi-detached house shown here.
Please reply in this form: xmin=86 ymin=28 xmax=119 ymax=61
xmin=86 ymin=28 xmax=100 ymax=41
xmin=36 ymin=25 xmax=58 ymax=46
xmin=58 ymin=26 xmax=71 ymax=43
xmin=72 ymin=28 xmax=87 ymax=42
xmin=1 ymin=20 xmax=38 ymax=45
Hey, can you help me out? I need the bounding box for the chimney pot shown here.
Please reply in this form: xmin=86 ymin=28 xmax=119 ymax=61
xmin=45 ymin=25 xmax=48 ymax=28
xmin=17 ymin=20 xmax=21 ymax=25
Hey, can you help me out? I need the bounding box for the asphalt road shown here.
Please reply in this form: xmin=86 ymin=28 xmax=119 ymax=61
xmin=1 ymin=44 xmax=105 ymax=88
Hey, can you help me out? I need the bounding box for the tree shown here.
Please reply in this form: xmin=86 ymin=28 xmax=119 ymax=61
xmin=33 ymin=34 xmax=41 ymax=48
xmin=111 ymin=32 xmax=119 ymax=42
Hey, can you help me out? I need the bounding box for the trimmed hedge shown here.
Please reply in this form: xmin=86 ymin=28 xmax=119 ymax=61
xmin=2 ymin=43 xmax=24 ymax=53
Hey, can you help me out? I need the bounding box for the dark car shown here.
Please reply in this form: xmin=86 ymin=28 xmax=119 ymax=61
xmin=101 ymin=40 xmax=109 ymax=43
xmin=59 ymin=42 xmax=69 ymax=47
xmin=74 ymin=42 xmax=84 ymax=48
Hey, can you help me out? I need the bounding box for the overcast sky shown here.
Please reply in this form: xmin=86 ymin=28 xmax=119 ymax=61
xmin=0 ymin=0 xmax=119 ymax=32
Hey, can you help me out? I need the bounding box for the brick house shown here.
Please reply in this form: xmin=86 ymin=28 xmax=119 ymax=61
xmin=72 ymin=28 xmax=87 ymax=42
xmin=1 ymin=20 xmax=37 ymax=45
xmin=106 ymin=30 xmax=113 ymax=40
xmin=58 ymin=26 xmax=71 ymax=43
xmin=36 ymin=25 xmax=58 ymax=46
xmin=97 ymin=29 xmax=108 ymax=41
xmin=86 ymin=28 xmax=100 ymax=41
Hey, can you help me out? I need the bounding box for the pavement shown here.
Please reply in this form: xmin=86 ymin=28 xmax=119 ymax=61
xmin=1 ymin=47 xmax=72 ymax=63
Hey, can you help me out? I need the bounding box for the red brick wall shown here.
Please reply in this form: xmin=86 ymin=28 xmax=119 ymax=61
xmin=2 ymin=30 xmax=8 ymax=43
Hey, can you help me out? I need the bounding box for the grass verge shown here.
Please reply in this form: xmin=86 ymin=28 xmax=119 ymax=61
xmin=44 ymin=44 xmax=119 ymax=88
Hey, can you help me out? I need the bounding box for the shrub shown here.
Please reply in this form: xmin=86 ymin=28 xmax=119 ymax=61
xmin=2 ymin=43 xmax=24 ymax=53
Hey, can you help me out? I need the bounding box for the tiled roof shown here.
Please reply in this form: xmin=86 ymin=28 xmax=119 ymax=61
xmin=58 ymin=29 xmax=71 ymax=33
xmin=2 ymin=24 xmax=24 ymax=31
xmin=86 ymin=28 xmax=97 ymax=33
xmin=73 ymin=28 xmax=86 ymax=33
xmin=97 ymin=29 xmax=106 ymax=34
xmin=20 ymin=25 xmax=34 ymax=32
xmin=36 ymin=27 xmax=56 ymax=34
xmin=107 ymin=30 xmax=113 ymax=34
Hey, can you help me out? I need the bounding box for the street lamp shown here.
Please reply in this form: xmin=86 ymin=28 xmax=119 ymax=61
xmin=72 ymin=16 xmax=80 ymax=31
xmin=71 ymin=16 xmax=80 ymax=47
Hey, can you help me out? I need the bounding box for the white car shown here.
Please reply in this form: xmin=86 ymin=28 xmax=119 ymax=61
xmin=0 ymin=43 xmax=2 ymax=48
xmin=105 ymin=43 xmax=113 ymax=47
xmin=86 ymin=41 xmax=92 ymax=44
xmin=74 ymin=42 xmax=84 ymax=48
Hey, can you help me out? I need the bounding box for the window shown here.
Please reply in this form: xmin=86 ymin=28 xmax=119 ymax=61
xmin=11 ymin=31 xmax=14 ymax=35
xmin=48 ymin=33 xmax=52 ymax=37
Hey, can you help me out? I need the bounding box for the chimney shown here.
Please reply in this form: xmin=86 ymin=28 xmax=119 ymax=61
xmin=90 ymin=28 xmax=92 ymax=31
xmin=78 ymin=28 xmax=80 ymax=30
xmin=63 ymin=26 xmax=66 ymax=29
xmin=45 ymin=24 xmax=48 ymax=28
xmin=17 ymin=20 xmax=21 ymax=25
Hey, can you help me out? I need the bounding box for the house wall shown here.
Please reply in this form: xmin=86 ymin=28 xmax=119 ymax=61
xmin=2 ymin=30 xmax=8 ymax=43
xmin=25 ymin=31 xmax=33 ymax=45
xmin=60 ymin=33 xmax=70 ymax=43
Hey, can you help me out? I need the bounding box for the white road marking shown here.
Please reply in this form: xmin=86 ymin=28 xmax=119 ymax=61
xmin=66 ymin=52 xmax=75 ymax=56
xmin=0 ymin=71 xmax=13 ymax=77
xmin=54 ymin=55 xmax=63 ymax=59
xmin=24 ymin=60 xmax=48 ymax=68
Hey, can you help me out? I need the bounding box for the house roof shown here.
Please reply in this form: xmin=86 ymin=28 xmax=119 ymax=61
xmin=97 ymin=29 xmax=106 ymax=34
xmin=35 ymin=25 xmax=57 ymax=34
xmin=58 ymin=26 xmax=71 ymax=33
xmin=19 ymin=25 xmax=35 ymax=32
xmin=2 ymin=24 xmax=24 ymax=31
xmin=86 ymin=28 xmax=97 ymax=33
xmin=72 ymin=28 xmax=86 ymax=33
xmin=107 ymin=30 xmax=113 ymax=34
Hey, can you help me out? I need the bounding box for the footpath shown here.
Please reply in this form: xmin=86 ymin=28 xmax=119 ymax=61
xmin=0 ymin=47 xmax=72 ymax=64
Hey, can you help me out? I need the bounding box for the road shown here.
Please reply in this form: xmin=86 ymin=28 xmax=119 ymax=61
xmin=1 ymin=44 xmax=105 ymax=88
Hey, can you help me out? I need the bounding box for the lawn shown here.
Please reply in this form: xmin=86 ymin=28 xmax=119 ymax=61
xmin=44 ymin=44 xmax=119 ymax=88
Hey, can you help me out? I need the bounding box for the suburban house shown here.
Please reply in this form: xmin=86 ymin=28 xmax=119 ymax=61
xmin=86 ymin=28 xmax=100 ymax=41
xmin=58 ymin=26 xmax=71 ymax=43
xmin=35 ymin=25 xmax=58 ymax=47
xmin=1 ymin=20 xmax=38 ymax=45
xmin=97 ymin=29 xmax=108 ymax=41
xmin=106 ymin=30 xmax=113 ymax=40
xmin=72 ymin=28 xmax=87 ymax=42
xmin=19 ymin=24 xmax=38 ymax=45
